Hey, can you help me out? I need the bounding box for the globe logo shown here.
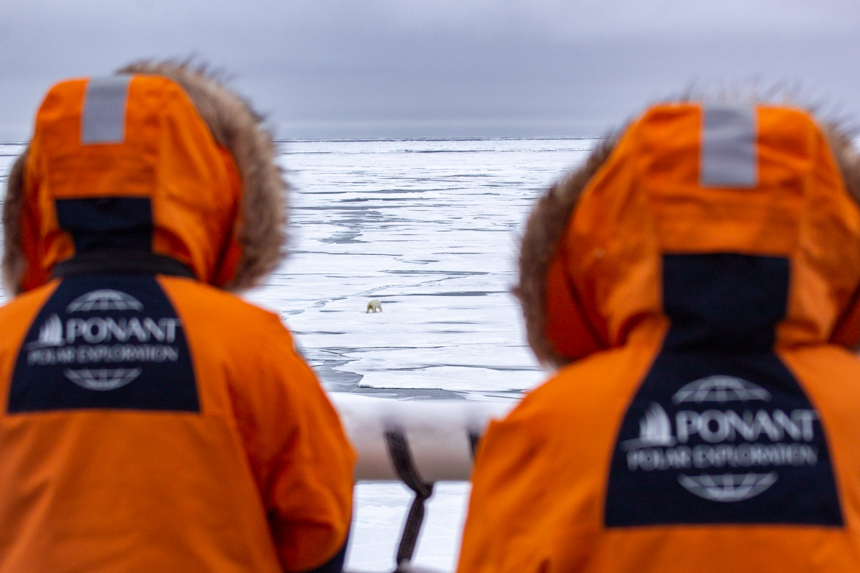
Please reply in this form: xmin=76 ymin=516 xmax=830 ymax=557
xmin=66 ymin=290 xmax=144 ymax=313
xmin=672 ymin=375 xmax=771 ymax=404
xmin=678 ymin=472 xmax=778 ymax=502
xmin=64 ymin=367 xmax=142 ymax=391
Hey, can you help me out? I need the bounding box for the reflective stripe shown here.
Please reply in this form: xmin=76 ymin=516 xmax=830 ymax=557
xmin=700 ymin=104 xmax=757 ymax=188
xmin=81 ymin=76 xmax=131 ymax=144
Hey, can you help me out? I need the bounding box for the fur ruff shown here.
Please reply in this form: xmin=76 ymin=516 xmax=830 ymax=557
xmin=2 ymin=151 xmax=28 ymax=295
xmin=2 ymin=60 xmax=287 ymax=294
xmin=516 ymin=117 xmax=860 ymax=371
xmin=514 ymin=138 xmax=617 ymax=369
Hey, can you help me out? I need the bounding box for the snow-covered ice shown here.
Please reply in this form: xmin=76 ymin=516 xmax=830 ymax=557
xmin=246 ymin=139 xmax=593 ymax=399
xmin=0 ymin=138 xmax=598 ymax=572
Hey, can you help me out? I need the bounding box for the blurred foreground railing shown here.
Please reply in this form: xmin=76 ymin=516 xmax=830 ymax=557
xmin=330 ymin=394 xmax=517 ymax=573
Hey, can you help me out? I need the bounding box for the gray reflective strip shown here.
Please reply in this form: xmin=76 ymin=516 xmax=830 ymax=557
xmin=81 ymin=76 xmax=131 ymax=144
xmin=700 ymin=104 xmax=757 ymax=188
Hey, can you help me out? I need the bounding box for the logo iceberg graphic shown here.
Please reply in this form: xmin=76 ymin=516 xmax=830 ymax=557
xmin=672 ymin=375 xmax=771 ymax=404
xmin=622 ymin=402 xmax=676 ymax=450
xmin=64 ymin=368 xmax=142 ymax=391
xmin=678 ymin=472 xmax=779 ymax=502
xmin=26 ymin=314 xmax=64 ymax=349
xmin=67 ymin=290 xmax=144 ymax=313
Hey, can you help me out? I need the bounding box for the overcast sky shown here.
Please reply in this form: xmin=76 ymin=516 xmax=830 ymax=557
xmin=2 ymin=0 xmax=860 ymax=140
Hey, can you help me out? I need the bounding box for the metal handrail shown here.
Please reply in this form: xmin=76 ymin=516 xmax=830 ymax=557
xmin=330 ymin=394 xmax=517 ymax=573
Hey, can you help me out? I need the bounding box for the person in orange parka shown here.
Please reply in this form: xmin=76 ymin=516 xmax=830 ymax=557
xmin=458 ymin=102 xmax=860 ymax=572
xmin=0 ymin=61 xmax=354 ymax=572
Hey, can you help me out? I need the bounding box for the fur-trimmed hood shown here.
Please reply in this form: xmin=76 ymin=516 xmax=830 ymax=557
xmin=517 ymin=103 xmax=860 ymax=370
xmin=3 ymin=60 xmax=286 ymax=295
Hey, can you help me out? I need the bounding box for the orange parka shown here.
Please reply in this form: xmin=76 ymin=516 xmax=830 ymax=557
xmin=0 ymin=63 xmax=354 ymax=572
xmin=458 ymin=103 xmax=860 ymax=572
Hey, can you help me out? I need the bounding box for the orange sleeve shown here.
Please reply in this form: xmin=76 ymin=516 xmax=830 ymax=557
xmin=457 ymin=397 xmax=556 ymax=573
xmin=232 ymin=316 xmax=356 ymax=572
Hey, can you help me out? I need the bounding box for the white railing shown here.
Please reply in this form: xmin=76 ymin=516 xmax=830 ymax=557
xmin=331 ymin=395 xmax=517 ymax=573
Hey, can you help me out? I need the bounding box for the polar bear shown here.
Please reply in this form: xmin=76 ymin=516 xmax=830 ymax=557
xmin=366 ymin=299 xmax=383 ymax=313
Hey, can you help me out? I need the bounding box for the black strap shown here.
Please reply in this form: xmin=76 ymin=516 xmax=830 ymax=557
xmin=52 ymin=250 xmax=196 ymax=279
xmin=468 ymin=429 xmax=482 ymax=460
xmin=384 ymin=429 xmax=434 ymax=573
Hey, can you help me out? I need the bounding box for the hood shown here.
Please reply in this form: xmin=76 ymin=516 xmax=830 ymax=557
xmin=518 ymin=103 xmax=860 ymax=369
xmin=3 ymin=60 xmax=286 ymax=295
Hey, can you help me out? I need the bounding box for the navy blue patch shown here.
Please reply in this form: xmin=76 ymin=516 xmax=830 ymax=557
xmin=604 ymin=254 xmax=843 ymax=527
xmin=663 ymin=254 xmax=789 ymax=351
xmin=8 ymin=275 xmax=198 ymax=412
xmin=56 ymin=197 xmax=152 ymax=252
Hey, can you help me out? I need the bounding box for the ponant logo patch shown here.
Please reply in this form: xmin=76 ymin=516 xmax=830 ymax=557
xmin=25 ymin=288 xmax=182 ymax=389
xmin=9 ymin=275 xmax=199 ymax=412
xmin=604 ymin=353 xmax=842 ymax=527
xmin=622 ymin=376 xmax=818 ymax=503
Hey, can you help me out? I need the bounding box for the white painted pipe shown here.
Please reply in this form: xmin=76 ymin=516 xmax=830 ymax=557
xmin=330 ymin=394 xmax=517 ymax=482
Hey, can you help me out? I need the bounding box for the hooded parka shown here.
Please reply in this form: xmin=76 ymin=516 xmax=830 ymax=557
xmin=458 ymin=103 xmax=860 ymax=572
xmin=0 ymin=62 xmax=354 ymax=573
